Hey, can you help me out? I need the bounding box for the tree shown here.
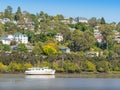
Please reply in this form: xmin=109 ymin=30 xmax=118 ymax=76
xmin=99 ymin=24 xmax=114 ymax=50
xmin=113 ymin=44 xmax=120 ymax=56
xmin=69 ymin=30 xmax=95 ymax=52
xmin=85 ymin=61 xmax=96 ymax=72
xmin=0 ymin=41 xmax=3 ymax=51
xmin=4 ymin=6 xmax=13 ymax=19
xmin=75 ymin=22 xmax=88 ymax=32
xmin=4 ymin=22 xmax=18 ymax=34
xmin=14 ymin=7 xmax=23 ymax=21
xmin=33 ymin=42 xmax=43 ymax=55
xmin=0 ymin=23 xmax=5 ymax=37
xmin=3 ymin=44 xmax=11 ymax=51
xmin=88 ymin=17 xmax=97 ymax=27
xmin=17 ymin=43 xmax=28 ymax=53
xmin=100 ymin=17 xmax=106 ymax=24
xmin=42 ymin=45 xmax=57 ymax=55
xmin=54 ymin=14 xmax=64 ymax=21
xmin=55 ymin=23 xmax=71 ymax=41
xmin=0 ymin=62 xmax=8 ymax=72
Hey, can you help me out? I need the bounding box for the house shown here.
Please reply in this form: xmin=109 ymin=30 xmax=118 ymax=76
xmin=14 ymin=34 xmax=28 ymax=44
xmin=1 ymin=38 xmax=11 ymax=45
xmin=59 ymin=47 xmax=70 ymax=53
xmin=17 ymin=21 xmax=35 ymax=31
xmin=60 ymin=19 xmax=70 ymax=24
xmin=75 ymin=17 xmax=88 ymax=23
xmin=5 ymin=34 xmax=14 ymax=40
xmin=113 ymin=30 xmax=119 ymax=35
xmin=85 ymin=51 xmax=99 ymax=57
xmin=79 ymin=17 xmax=88 ymax=23
xmin=0 ymin=35 xmax=13 ymax=45
xmin=11 ymin=45 xmax=32 ymax=52
xmin=0 ymin=34 xmax=28 ymax=45
xmin=113 ymin=30 xmax=120 ymax=43
xmin=0 ymin=18 xmax=10 ymax=24
xmin=114 ymin=36 xmax=120 ymax=43
xmin=17 ymin=18 xmax=35 ymax=30
xmin=60 ymin=18 xmax=77 ymax=24
xmin=69 ymin=27 xmax=76 ymax=32
xmin=94 ymin=29 xmax=103 ymax=43
xmin=55 ymin=33 xmax=63 ymax=42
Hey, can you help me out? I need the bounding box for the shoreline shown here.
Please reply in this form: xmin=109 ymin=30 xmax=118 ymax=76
xmin=1 ymin=72 xmax=120 ymax=78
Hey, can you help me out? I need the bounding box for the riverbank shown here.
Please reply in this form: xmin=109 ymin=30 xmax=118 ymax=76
xmin=1 ymin=72 xmax=120 ymax=78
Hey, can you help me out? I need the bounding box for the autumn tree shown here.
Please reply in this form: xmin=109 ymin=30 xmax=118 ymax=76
xmin=42 ymin=42 xmax=58 ymax=55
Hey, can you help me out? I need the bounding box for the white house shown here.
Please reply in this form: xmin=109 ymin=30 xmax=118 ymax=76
xmin=85 ymin=51 xmax=99 ymax=57
xmin=75 ymin=17 xmax=88 ymax=23
xmin=59 ymin=47 xmax=70 ymax=53
xmin=0 ymin=35 xmax=12 ymax=45
xmin=114 ymin=36 xmax=120 ymax=43
xmin=79 ymin=18 xmax=88 ymax=23
xmin=55 ymin=33 xmax=63 ymax=42
xmin=14 ymin=34 xmax=28 ymax=44
xmin=1 ymin=38 xmax=11 ymax=45
xmin=5 ymin=34 xmax=14 ymax=40
xmin=0 ymin=18 xmax=10 ymax=24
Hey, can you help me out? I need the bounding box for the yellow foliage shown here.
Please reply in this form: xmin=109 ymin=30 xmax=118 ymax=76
xmin=24 ymin=63 xmax=33 ymax=69
xmin=42 ymin=45 xmax=57 ymax=55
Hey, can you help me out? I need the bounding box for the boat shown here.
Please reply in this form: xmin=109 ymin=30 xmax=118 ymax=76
xmin=25 ymin=75 xmax=55 ymax=79
xmin=25 ymin=67 xmax=55 ymax=75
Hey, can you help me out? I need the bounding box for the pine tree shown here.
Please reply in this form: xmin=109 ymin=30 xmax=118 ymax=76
xmin=100 ymin=17 xmax=106 ymax=24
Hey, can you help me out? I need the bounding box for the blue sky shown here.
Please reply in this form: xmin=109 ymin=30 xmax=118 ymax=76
xmin=0 ymin=0 xmax=120 ymax=23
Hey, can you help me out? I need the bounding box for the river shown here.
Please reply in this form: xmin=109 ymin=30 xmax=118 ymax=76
xmin=0 ymin=74 xmax=120 ymax=90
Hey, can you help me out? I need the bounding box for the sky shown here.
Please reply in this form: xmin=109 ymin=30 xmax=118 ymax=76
xmin=0 ymin=0 xmax=120 ymax=23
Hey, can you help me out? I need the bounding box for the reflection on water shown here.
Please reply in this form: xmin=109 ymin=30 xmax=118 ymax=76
xmin=25 ymin=75 xmax=55 ymax=79
xmin=0 ymin=74 xmax=120 ymax=90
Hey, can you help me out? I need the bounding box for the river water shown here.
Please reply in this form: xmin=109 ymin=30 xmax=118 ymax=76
xmin=0 ymin=74 xmax=120 ymax=90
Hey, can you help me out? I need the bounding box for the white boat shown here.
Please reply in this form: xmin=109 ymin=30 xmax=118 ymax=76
xmin=25 ymin=67 xmax=55 ymax=75
xmin=25 ymin=75 xmax=55 ymax=79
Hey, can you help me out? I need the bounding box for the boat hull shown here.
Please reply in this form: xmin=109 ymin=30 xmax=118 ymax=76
xmin=25 ymin=70 xmax=55 ymax=75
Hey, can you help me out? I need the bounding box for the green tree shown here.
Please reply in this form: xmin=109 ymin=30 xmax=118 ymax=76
xmin=99 ymin=24 xmax=114 ymax=50
xmin=17 ymin=43 xmax=28 ymax=53
xmin=96 ymin=61 xmax=112 ymax=72
xmin=100 ymin=17 xmax=106 ymax=24
xmin=14 ymin=7 xmax=23 ymax=21
xmin=54 ymin=14 xmax=64 ymax=21
xmin=0 ymin=41 xmax=3 ymax=51
xmin=4 ymin=22 xmax=18 ymax=34
xmin=75 ymin=22 xmax=88 ymax=32
xmin=69 ymin=30 xmax=95 ymax=52
xmin=4 ymin=6 xmax=13 ymax=19
xmin=3 ymin=44 xmax=11 ymax=51
xmin=113 ymin=44 xmax=120 ymax=56
xmin=0 ymin=23 xmax=5 ymax=37
xmin=88 ymin=17 xmax=97 ymax=27
xmin=33 ymin=42 xmax=43 ymax=55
